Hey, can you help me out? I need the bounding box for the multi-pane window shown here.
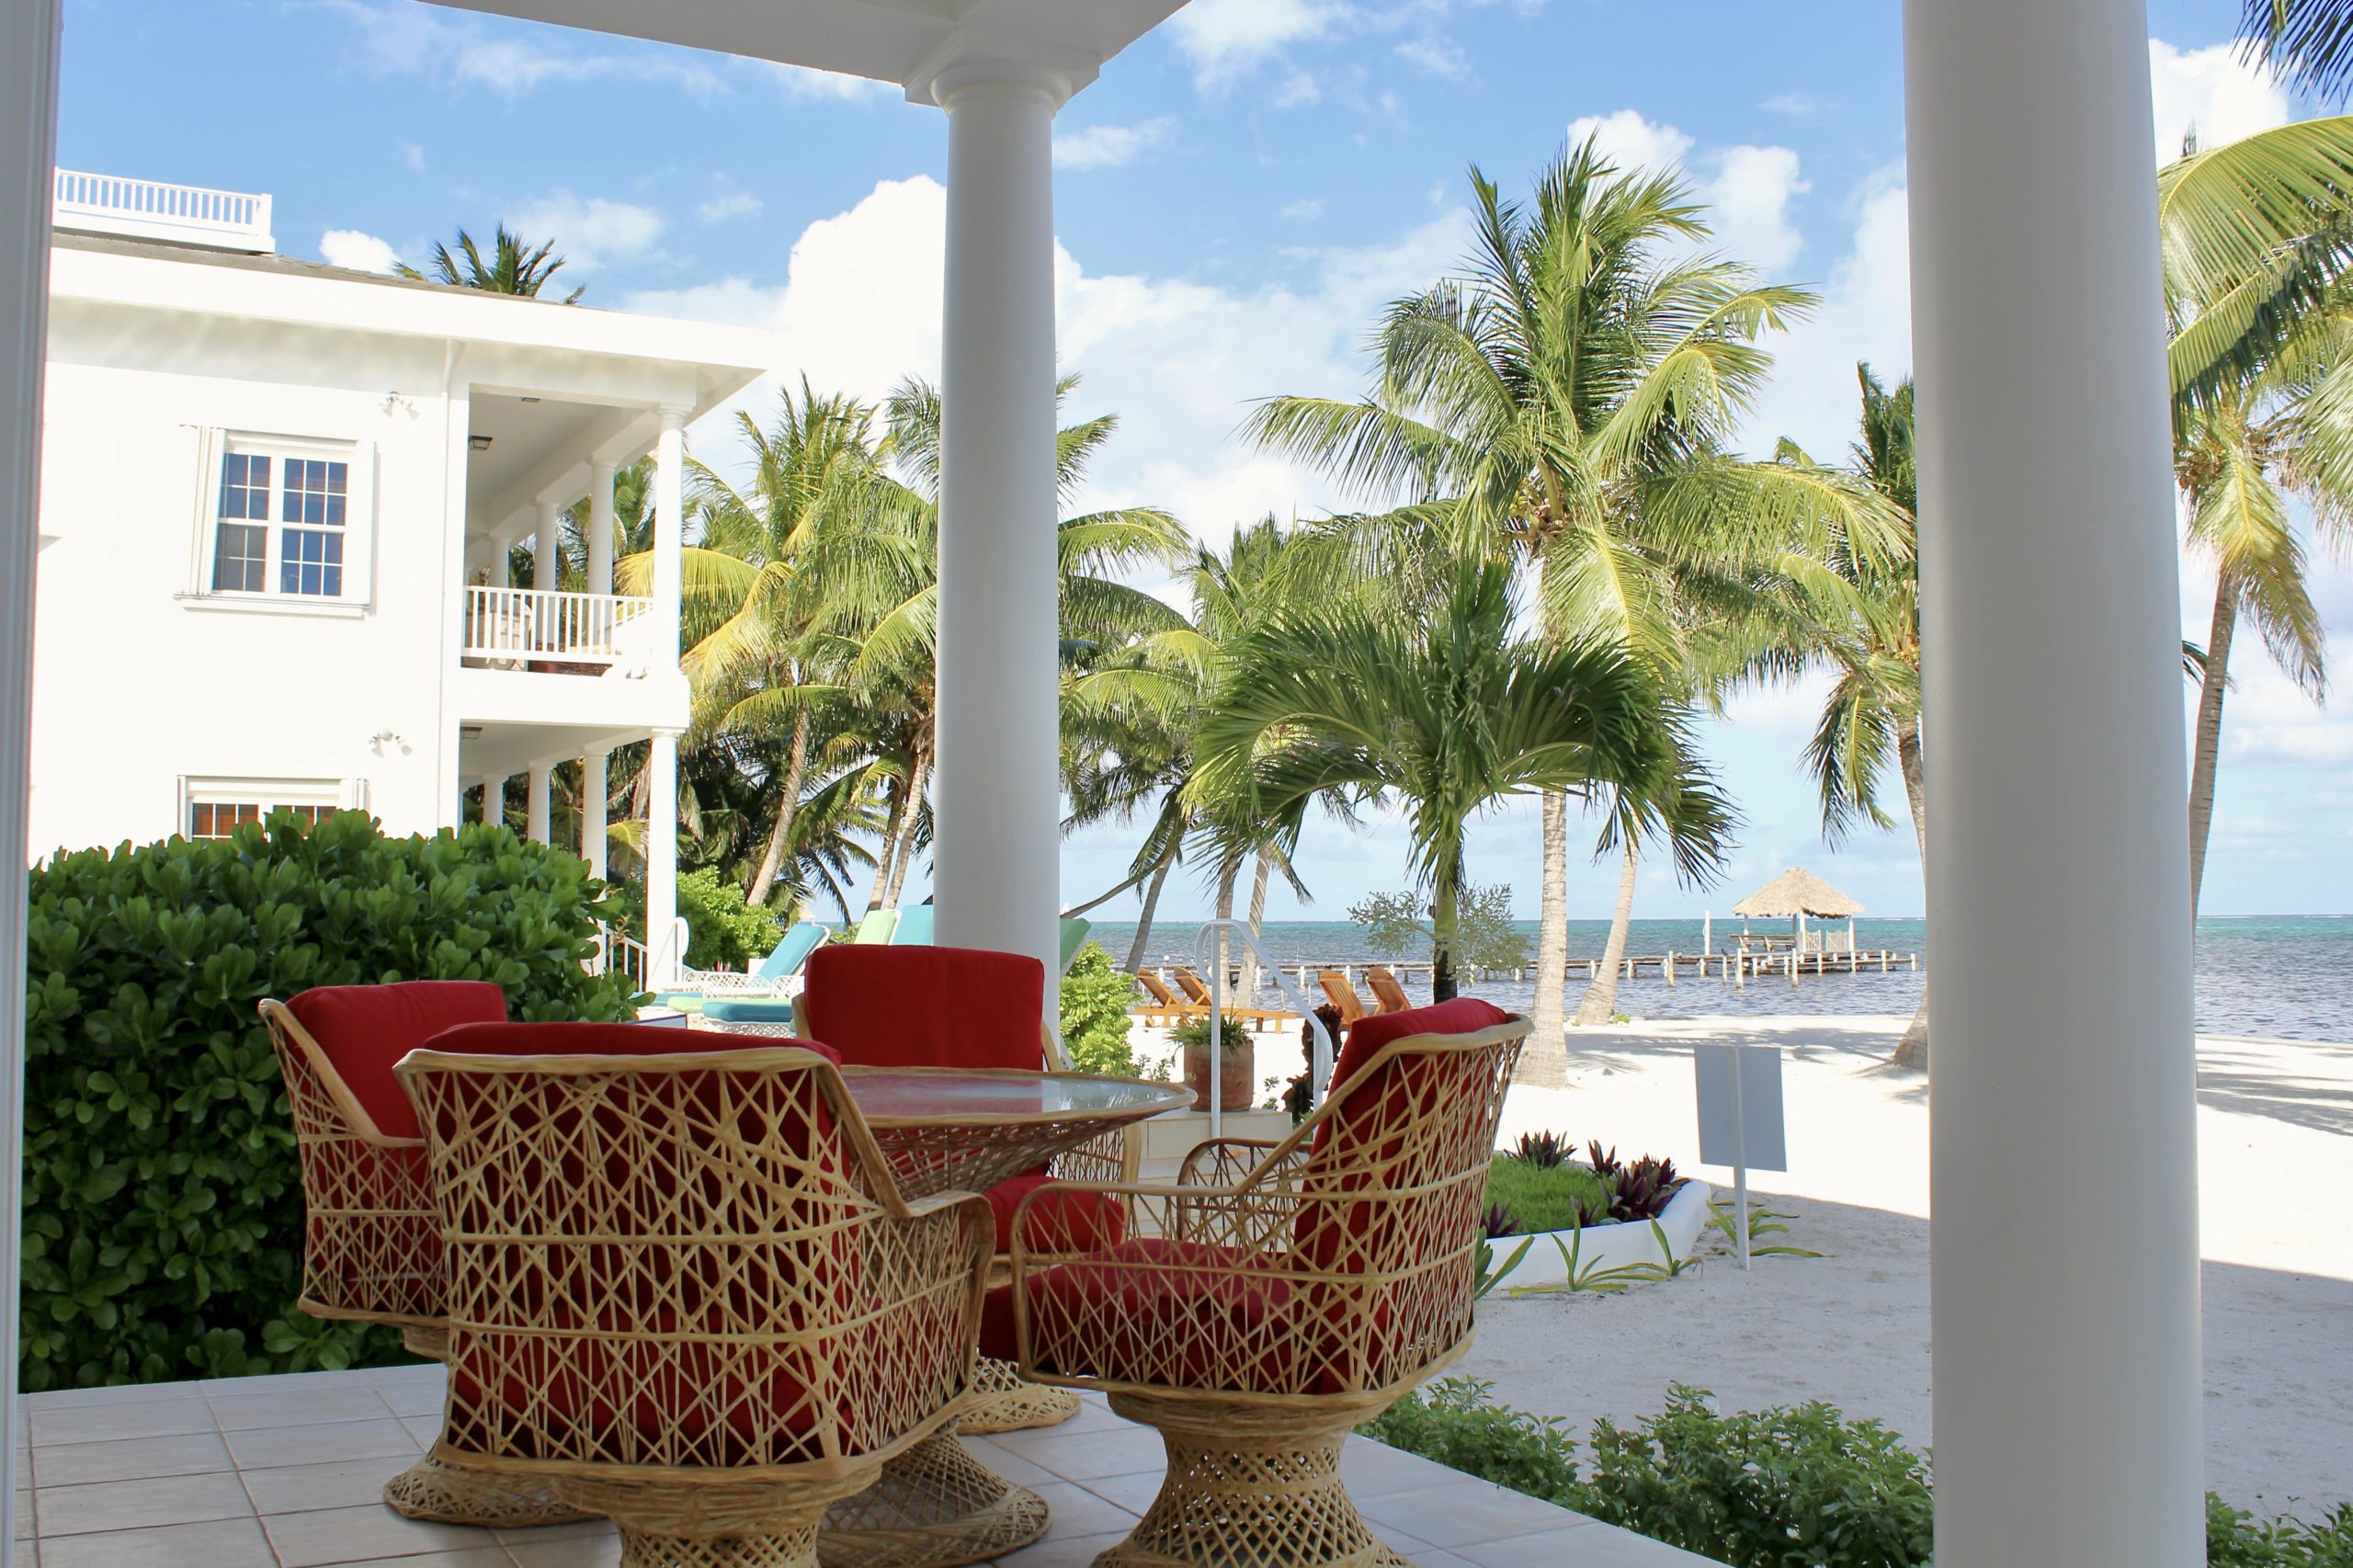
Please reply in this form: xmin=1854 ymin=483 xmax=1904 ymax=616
xmin=186 ymin=790 xmax=343 ymax=840
xmin=188 ymin=800 xmax=264 ymax=839
xmin=207 ymin=446 xmax=351 ymax=600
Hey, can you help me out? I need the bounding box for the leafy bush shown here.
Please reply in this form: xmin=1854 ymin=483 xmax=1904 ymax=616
xmin=606 ymin=867 xmax=779 ymax=971
xmin=21 ymin=812 xmax=640 ymax=1391
xmin=1348 ymin=882 xmax=1530 ymax=971
xmin=1060 ymin=943 xmax=1139 ymax=1076
xmin=2210 ymin=1496 xmax=2353 ymax=1566
xmin=1359 ymin=1379 xmax=1580 ymax=1501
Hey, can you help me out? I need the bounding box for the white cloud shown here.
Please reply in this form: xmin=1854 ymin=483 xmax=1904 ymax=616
xmin=1169 ymin=0 xmax=1345 ymax=89
xmin=1742 ymin=171 xmax=1913 ymax=458
xmin=1052 ymin=117 xmax=1177 ymax=172
xmin=1567 ymin=108 xmax=1695 ymax=177
xmin=1710 ymin=143 xmax=1811 ymax=271
xmin=1274 ymin=72 xmax=1324 ymax=108
xmin=320 ymin=0 xmax=722 ymax=95
xmin=756 ymin=61 xmax=894 ymax=102
xmin=696 ymin=189 xmax=763 ymax=224
xmin=2148 ymin=40 xmax=2289 ymax=164
xmin=505 ymin=191 xmax=665 ymax=272
xmin=1280 ymin=198 xmax=1327 ymax=223
xmin=320 ymin=229 xmax=401 ymax=274
xmin=1395 ymin=37 xmax=1471 ymax=80
xmin=1763 ymin=92 xmax=1818 ymax=117
xmin=396 ymin=140 xmax=426 ymax=173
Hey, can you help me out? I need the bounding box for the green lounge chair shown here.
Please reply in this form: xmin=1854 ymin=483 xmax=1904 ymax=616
xmin=850 ymin=909 xmax=899 ymax=944
xmin=1058 ymin=916 xmax=1092 ymax=976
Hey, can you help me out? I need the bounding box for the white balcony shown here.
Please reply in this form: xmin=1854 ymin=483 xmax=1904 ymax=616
xmin=51 ymin=169 xmax=274 ymax=254
xmin=460 ymin=585 xmax=655 ymax=669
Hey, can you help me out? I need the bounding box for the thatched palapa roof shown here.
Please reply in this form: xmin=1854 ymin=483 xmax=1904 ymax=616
xmin=1733 ymin=867 xmax=1862 ymax=919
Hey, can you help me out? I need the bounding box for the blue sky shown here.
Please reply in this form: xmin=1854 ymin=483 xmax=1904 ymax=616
xmin=57 ymin=0 xmax=2343 ymax=923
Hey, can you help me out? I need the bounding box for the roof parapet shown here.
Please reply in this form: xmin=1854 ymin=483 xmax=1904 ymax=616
xmin=51 ymin=170 xmax=275 ymax=255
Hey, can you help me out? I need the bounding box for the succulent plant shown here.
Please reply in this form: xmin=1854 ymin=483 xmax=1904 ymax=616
xmin=1607 ymin=1154 xmax=1682 ymax=1222
xmin=1482 ymin=1202 xmax=1523 ymax=1239
xmin=1513 ymin=1130 xmax=1571 ymax=1168
xmin=1586 ymin=1141 xmax=1622 ymax=1181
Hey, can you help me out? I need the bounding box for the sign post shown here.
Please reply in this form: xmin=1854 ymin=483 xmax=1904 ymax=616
xmin=1694 ymin=1044 xmax=1788 ymax=1270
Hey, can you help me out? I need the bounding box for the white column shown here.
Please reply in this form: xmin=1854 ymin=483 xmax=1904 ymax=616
xmin=486 ymin=774 xmax=511 ymax=830
xmin=645 ymin=730 xmax=680 ymax=986
xmin=587 ymin=456 xmax=616 ymax=597
xmin=928 ymin=62 xmax=1069 ymax=975
xmin=1906 ymin=4 xmax=2202 ymax=1564
xmin=525 ymin=764 xmax=551 ymax=846
xmin=581 ymin=748 xmax=608 ymax=879
xmin=2 ymin=4 xmax=63 ymax=1551
xmin=533 ymin=498 xmax=561 ymax=593
xmin=653 ymin=411 xmax=685 ymax=661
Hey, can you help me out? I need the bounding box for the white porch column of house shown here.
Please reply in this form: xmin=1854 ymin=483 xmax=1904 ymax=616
xmin=1 ymin=3 xmax=63 ymax=1551
xmin=1906 ymin=3 xmax=2202 ymax=1564
xmin=581 ymin=748 xmax=608 ymax=878
xmin=644 ymin=411 xmax=687 ymax=985
xmin=525 ymin=764 xmax=551 ymax=846
xmin=928 ymin=61 xmax=1068 ymax=974
xmin=587 ymin=456 xmax=615 ymax=597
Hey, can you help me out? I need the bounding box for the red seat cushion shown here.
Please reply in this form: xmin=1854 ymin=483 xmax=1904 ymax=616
xmin=983 ymin=1172 xmax=1128 ymax=1256
xmin=286 ymin=982 xmax=508 ymax=1140
xmin=801 ymin=945 xmax=1045 ymax=1071
xmin=979 ymin=1238 xmax=1298 ymax=1389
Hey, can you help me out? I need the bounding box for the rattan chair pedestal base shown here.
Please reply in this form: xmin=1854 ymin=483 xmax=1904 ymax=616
xmin=955 ymin=1355 xmax=1081 ymax=1435
xmin=815 ymin=1429 xmax=1051 ymax=1568
xmin=555 ymin=1471 xmax=869 ymax=1568
xmin=381 ymin=1451 xmax=593 ymax=1528
xmin=1091 ymin=1393 xmax=1407 ymax=1568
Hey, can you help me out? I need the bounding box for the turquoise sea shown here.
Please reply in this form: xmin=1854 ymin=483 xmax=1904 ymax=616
xmin=1084 ymin=915 xmax=2353 ymax=1042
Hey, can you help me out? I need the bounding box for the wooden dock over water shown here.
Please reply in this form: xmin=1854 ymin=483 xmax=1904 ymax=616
xmin=1145 ymin=948 xmax=1922 ymax=993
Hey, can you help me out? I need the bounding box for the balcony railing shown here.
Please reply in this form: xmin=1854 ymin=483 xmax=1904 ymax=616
xmin=52 ymin=169 xmax=275 ymax=253
xmin=462 ymin=586 xmax=655 ymax=667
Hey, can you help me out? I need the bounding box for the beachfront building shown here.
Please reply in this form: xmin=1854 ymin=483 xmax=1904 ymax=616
xmin=0 ymin=2 xmax=2207 ymax=1566
xmin=28 ymin=172 xmax=773 ymax=982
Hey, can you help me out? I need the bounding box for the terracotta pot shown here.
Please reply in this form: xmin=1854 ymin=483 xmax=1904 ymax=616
xmin=1183 ymin=1041 xmax=1256 ymax=1112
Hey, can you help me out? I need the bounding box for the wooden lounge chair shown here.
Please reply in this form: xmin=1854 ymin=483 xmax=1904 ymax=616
xmin=1171 ymin=964 xmax=1300 ymax=1031
xmin=799 ymin=943 xmax=1140 ymax=1434
xmin=1317 ymin=968 xmax=1370 ymax=1025
xmin=985 ymin=998 xmax=1529 ymax=1567
xmin=394 ymin=1043 xmax=991 ymax=1568
xmin=1365 ymin=964 xmax=1415 ymax=1015
xmin=258 ymin=986 xmax=744 ymax=1528
xmin=1131 ymin=971 xmax=1205 ymax=1027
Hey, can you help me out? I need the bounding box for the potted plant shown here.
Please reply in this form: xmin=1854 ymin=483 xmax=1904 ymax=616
xmin=1173 ymin=1013 xmax=1255 ymax=1112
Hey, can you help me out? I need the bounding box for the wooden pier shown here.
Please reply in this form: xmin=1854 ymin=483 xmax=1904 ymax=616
xmin=1143 ymin=949 xmax=1921 ymax=993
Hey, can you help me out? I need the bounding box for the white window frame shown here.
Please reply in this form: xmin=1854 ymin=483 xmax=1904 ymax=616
xmin=184 ymin=429 xmax=376 ymax=614
xmin=179 ymin=776 xmax=366 ymax=841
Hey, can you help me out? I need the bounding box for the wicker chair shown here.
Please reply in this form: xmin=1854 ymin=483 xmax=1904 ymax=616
xmin=394 ymin=1043 xmax=993 ymax=1568
xmin=984 ymin=997 xmax=1529 ymax=1568
xmin=797 ymin=943 xmax=1137 ymax=1433
xmin=259 ymin=990 xmax=769 ymax=1528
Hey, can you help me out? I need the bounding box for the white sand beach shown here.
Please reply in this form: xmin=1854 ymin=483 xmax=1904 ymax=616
xmin=1137 ymin=1011 xmax=2353 ymax=1514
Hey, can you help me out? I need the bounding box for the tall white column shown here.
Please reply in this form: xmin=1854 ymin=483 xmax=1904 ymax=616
xmin=533 ymin=498 xmax=561 ymax=592
xmin=653 ymin=411 xmax=685 ymax=660
xmin=929 ymin=62 xmax=1068 ymax=975
xmin=1906 ymin=3 xmax=2202 ymax=1564
xmin=1 ymin=4 xmax=63 ymax=1551
xmin=581 ymin=748 xmax=608 ymax=879
xmin=645 ymin=730 xmax=680 ymax=986
xmin=525 ymin=763 xmax=551 ymax=846
xmin=587 ymin=457 xmax=616 ymax=597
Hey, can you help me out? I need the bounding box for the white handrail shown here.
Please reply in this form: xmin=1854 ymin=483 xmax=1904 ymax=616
xmin=1190 ymin=918 xmax=1335 ymax=1140
xmin=462 ymin=585 xmax=654 ymax=664
xmin=52 ymin=169 xmax=274 ymax=251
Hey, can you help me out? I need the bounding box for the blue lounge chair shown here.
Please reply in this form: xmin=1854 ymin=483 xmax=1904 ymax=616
xmin=755 ymin=920 xmax=827 ymax=982
xmin=890 ymin=904 xmax=935 ymax=946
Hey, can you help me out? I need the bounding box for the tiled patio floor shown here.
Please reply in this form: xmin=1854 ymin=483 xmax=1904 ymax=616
xmin=16 ymin=1365 xmax=1718 ymax=1567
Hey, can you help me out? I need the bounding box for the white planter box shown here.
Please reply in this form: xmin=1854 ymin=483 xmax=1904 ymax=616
xmin=1484 ymin=1178 xmax=1715 ymax=1291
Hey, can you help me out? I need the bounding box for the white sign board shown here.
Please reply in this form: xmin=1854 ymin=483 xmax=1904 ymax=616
xmin=1694 ymin=1043 xmax=1788 ymax=1171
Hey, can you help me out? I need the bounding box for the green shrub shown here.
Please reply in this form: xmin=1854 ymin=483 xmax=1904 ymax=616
xmin=1060 ymin=943 xmax=1139 ymax=1076
xmin=1359 ymin=1379 xmax=1580 ymax=1501
xmin=21 ymin=812 xmax=641 ymax=1391
xmin=1170 ymin=1012 xmax=1252 ymax=1054
xmin=2210 ymin=1495 xmax=2353 ymax=1566
xmin=605 ymin=867 xmax=780 ymax=971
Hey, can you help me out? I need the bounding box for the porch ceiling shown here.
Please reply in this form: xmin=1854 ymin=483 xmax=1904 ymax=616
xmin=460 ymin=720 xmax=649 ymax=780
xmin=423 ymin=0 xmax=1190 ymax=99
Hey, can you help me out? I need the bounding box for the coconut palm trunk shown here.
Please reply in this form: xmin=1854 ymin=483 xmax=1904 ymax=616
xmin=1523 ymin=789 xmax=1573 ymax=1083
xmin=1574 ymin=838 xmax=1641 ymax=1025
xmin=1244 ymin=851 xmax=1271 ymax=1002
xmin=1125 ymin=847 xmax=1176 ymax=973
xmin=1893 ymin=716 xmax=1932 ymax=1070
xmin=1431 ymin=850 xmax=1464 ymax=1004
xmin=745 ymin=709 xmax=811 ymax=908
xmin=863 ymin=774 xmax=907 ymax=914
xmin=1212 ymin=853 xmax=1240 ymax=999
xmin=2188 ymin=585 xmax=2237 ymax=922
xmin=879 ymin=742 xmax=929 ymax=910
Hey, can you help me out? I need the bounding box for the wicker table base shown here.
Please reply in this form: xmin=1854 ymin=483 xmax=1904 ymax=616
xmin=382 ymin=1451 xmax=593 ymax=1528
xmin=956 ymin=1355 xmax=1081 ymax=1435
xmin=816 ymin=1430 xmax=1051 ymax=1568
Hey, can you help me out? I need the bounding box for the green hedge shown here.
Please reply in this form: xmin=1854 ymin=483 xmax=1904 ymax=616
xmin=606 ymin=868 xmax=782 ymax=972
xmin=20 ymin=812 xmax=641 ymax=1391
xmin=1060 ymin=942 xmax=1140 ymax=1075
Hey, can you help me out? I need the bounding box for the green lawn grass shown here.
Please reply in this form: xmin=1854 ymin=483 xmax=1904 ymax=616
xmin=1484 ymin=1156 xmax=1611 ymax=1233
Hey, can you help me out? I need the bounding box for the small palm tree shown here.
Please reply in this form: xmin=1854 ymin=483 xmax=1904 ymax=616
xmin=396 ymin=225 xmax=584 ymax=302
xmin=1193 ymin=559 xmax=1729 ymax=1002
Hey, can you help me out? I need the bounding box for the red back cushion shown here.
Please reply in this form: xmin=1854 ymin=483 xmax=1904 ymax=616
xmin=286 ymin=982 xmax=508 ymax=1140
xmin=1317 ymin=997 xmax=1510 ymax=1151
xmin=801 ymin=946 xmax=1046 ymax=1071
xmin=425 ymin=1020 xmax=838 ymax=1068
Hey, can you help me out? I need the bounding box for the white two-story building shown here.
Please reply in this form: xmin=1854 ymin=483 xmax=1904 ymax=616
xmin=31 ymin=171 xmax=775 ymax=980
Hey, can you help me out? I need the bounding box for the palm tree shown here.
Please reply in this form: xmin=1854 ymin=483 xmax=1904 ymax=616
xmin=1194 ymin=559 xmax=1729 ymax=1003
xmin=1248 ymin=140 xmax=1900 ymax=1059
xmin=395 ymin=224 xmax=584 ymax=302
xmin=2240 ymin=1 xmax=2353 ymax=100
xmin=1773 ymin=367 xmax=1930 ymax=1067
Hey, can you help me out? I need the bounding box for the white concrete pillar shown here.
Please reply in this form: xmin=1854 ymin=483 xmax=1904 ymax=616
xmin=587 ymin=457 xmax=616 ymax=597
xmin=581 ymin=748 xmax=608 ymax=879
xmin=1905 ymin=3 xmax=2202 ymax=1564
xmin=927 ymin=62 xmax=1069 ymax=975
xmin=525 ymin=763 xmax=551 ymax=846
xmin=645 ymin=730 xmax=680 ymax=986
xmin=2 ymin=3 xmax=63 ymax=1548
xmin=653 ymin=411 xmax=685 ymax=664
xmin=533 ymin=498 xmax=560 ymax=592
